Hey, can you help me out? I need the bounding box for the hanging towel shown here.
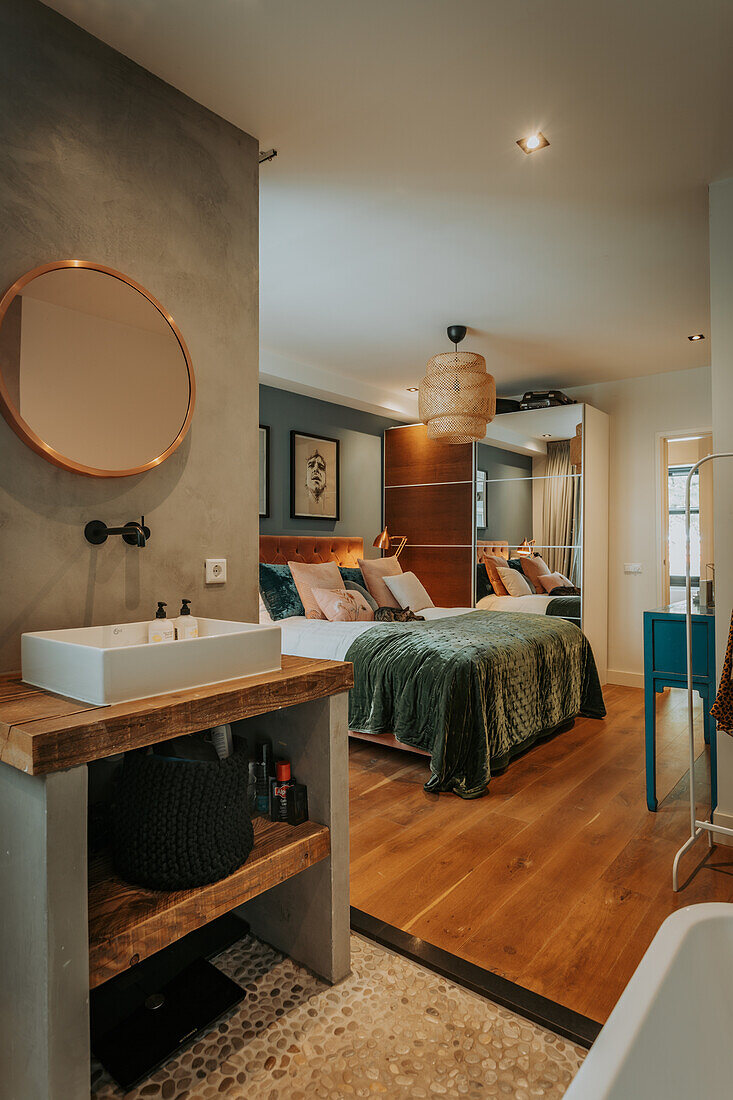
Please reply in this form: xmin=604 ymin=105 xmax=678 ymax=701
xmin=711 ymin=609 xmax=733 ymax=733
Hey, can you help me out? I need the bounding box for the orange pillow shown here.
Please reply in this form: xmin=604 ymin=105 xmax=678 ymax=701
xmin=519 ymin=554 xmax=550 ymax=593
xmin=358 ymin=556 xmax=402 ymax=608
xmin=483 ymin=554 xmax=509 ymax=596
xmin=288 ymin=561 xmax=343 ymax=619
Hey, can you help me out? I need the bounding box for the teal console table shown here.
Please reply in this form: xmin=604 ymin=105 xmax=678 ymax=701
xmin=643 ymin=602 xmax=716 ymax=812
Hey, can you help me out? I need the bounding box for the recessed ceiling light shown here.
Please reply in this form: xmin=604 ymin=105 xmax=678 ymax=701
xmin=406 ymin=386 xmax=419 ymax=392
xmin=541 ymin=433 xmax=552 ymax=438
xmin=688 ymin=333 xmax=705 ymax=341
xmin=517 ymin=131 xmax=549 ymax=154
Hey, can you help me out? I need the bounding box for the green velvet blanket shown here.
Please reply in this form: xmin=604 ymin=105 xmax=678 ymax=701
xmin=546 ymin=595 xmax=581 ymax=624
xmin=346 ymin=611 xmax=605 ymax=798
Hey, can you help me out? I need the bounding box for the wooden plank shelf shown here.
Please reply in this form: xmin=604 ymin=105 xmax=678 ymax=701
xmin=0 ymin=655 xmax=353 ymax=775
xmin=88 ymin=815 xmax=330 ymax=988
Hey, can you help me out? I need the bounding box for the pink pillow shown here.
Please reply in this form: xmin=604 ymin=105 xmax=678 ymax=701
xmin=288 ymin=560 xmax=343 ymax=619
xmin=312 ymin=587 xmax=374 ymax=622
xmin=358 ymin=556 xmax=402 ymax=608
xmin=539 ymin=572 xmax=573 ymax=593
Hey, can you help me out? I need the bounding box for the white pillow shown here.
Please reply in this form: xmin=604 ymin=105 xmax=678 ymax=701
xmin=383 ymin=571 xmax=434 ymax=611
xmin=496 ymin=565 xmax=533 ymax=597
xmin=259 ymin=594 xmax=274 ymax=624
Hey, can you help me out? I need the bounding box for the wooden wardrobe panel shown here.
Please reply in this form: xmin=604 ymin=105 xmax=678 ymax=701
xmin=398 ymin=547 xmax=473 ymax=608
xmin=385 ymin=483 xmax=473 ymax=546
xmin=385 ymin=425 xmax=473 ymax=486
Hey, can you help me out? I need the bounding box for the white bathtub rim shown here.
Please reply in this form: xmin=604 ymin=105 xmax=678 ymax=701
xmin=564 ymin=902 xmax=733 ymax=1099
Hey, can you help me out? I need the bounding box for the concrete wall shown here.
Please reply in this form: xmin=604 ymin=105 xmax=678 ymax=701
xmin=0 ymin=0 xmax=259 ymax=671
xmin=566 ymin=366 xmax=712 ymax=685
xmin=259 ymin=385 xmax=399 ymax=556
xmin=709 ymin=178 xmax=733 ymax=835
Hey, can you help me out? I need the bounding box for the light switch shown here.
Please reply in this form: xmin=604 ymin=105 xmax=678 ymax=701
xmin=205 ymin=558 xmax=227 ymax=584
xmin=624 ymin=563 xmax=643 ymax=575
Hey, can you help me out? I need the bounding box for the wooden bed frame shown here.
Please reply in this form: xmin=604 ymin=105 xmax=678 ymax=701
xmin=259 ymin=535 xmax=429 ymax=757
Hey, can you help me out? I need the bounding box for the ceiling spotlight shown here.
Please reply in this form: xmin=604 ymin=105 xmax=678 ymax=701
xmin=688 ymin=333 xmax=705 ymax=341
xmin=541 ymin=433 xmax=552 ymax=438
xmin=258 ymin=148 xmax=278 ymax=164
xmin=406 ymin=386 xmax=419 ymax=392
xmin=517 ymin=131 xmax=549 ymax=155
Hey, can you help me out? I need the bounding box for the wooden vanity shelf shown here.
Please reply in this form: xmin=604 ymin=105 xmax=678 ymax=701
xmin=88 ymin=815 xmax=330 ymax=988
xmin=1 ymin=656 xmax=351 ymax=1096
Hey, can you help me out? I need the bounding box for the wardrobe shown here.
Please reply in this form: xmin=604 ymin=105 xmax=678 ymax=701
xmin=383 ymin=403 xmax=609 ymax=683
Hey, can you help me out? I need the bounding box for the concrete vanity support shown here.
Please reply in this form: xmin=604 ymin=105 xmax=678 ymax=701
xmin=0 ymin=763 xmax=90 ymax=1100
xmin=236 ymin=693 xmax=351 ymax=983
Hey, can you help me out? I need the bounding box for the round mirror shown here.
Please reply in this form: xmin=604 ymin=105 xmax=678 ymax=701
xmin=0 ymin=261 xmax=194 ymax=476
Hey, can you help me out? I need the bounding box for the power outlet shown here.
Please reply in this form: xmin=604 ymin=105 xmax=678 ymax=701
xmin=205 ymin=558 xmax=227 ymax=584
xmin=624 ymin=563 xmax=643 ymax=575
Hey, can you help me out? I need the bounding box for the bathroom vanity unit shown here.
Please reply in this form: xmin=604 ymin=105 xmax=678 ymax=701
xmin=0 ymin=655 xmax=353 ymax=1100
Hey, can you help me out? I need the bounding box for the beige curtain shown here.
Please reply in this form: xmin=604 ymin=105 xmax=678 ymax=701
xmin=541 ymin=440 xmax=577 ymax=575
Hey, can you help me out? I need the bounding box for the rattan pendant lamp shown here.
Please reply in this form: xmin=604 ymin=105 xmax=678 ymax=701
xmin=418 ymin=325 xmax=496 ymax=444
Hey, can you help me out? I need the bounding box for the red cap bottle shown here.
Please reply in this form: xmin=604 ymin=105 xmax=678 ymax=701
xmin=276 ymin=760 xmax=291 ymax=782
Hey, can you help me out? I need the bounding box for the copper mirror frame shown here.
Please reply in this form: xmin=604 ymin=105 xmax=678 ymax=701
xmin=0 ymin=260 xmax=196 ymax=477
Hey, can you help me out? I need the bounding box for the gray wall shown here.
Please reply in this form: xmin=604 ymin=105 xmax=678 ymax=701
xmin=0 ymin=0 xmax=259 ymax=671
xmin=259 ymin=385 xmax=399 ymax=555
xmin=476 ymin=443 xmax=533 ymax=546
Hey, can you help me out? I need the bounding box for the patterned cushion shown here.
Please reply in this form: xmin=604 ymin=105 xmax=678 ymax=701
xmin=259 ymin=563 xmax=305 ymax=621
xmin=345 ymin=579 xmax=378 ymax=611
xmin=312 ymin=587 xmax=374 ymax=622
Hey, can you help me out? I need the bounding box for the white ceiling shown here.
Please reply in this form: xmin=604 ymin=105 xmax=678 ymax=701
xmin=44 ymin=0 xmax=732 ymax=417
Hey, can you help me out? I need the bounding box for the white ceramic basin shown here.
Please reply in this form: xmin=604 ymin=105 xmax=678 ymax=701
xmin=21 ymin=618 xmax=282 ymax=705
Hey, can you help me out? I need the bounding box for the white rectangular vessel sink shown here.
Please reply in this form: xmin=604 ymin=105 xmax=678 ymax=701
xmin=21 ymin=618 xmax=282 ymax=705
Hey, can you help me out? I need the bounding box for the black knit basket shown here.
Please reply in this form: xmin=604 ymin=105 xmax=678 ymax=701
xmin=111 ymin=748 xmax=254 ymax=890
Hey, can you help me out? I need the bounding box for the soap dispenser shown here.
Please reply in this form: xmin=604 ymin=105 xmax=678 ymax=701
xmin=148 ymin=602 xmax=175 ymax=643
xmin=174 ymin=599 xmax=199 ymax=640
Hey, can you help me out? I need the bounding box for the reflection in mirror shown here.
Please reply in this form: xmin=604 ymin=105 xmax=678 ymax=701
xmin=0 ymin=262 xmax=194 ymax=476
xmin=475 ymin=404 xmax=583 ymax=621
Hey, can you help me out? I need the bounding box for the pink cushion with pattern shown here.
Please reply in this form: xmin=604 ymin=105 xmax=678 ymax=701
xmin=312 ymin=587 xmax=375 ymax=622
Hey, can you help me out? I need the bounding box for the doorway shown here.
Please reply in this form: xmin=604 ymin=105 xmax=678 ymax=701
xmin=659 ymin=432 xmax=713 ymax=605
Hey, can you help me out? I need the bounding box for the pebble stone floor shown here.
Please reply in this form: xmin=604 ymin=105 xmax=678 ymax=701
xmin=91 ymin=933 xmax=585 ymax=1099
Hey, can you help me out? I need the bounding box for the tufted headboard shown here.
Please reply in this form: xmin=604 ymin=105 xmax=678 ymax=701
xmin=476 ymin=539 xmax=510 ymax=563
xmin=259 ymin=535 xmax=364 ymax=566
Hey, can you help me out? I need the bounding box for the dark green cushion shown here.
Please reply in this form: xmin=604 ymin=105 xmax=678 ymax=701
xmin=339 ymin=566 xmax=364 ymax=588
xmin=259 ymin=563 xmax=305 ymax=620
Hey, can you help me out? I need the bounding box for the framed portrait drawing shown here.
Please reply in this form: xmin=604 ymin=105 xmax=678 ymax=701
xmin=290 ymin=431 xmax=340 ymax=520
xmin=476 ymin=468 xmax=486 ymax=529
xmin=259 ymin=425 xmax=270 ymax=518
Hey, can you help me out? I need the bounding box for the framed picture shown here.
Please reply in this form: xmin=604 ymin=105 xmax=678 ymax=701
xmin=259 ymin=425 xmax=270 ymax=518
xmin=290 ymin=430 xmax=340 ymax=520
xmin=476 ymin=468 xmax=486 ymax=529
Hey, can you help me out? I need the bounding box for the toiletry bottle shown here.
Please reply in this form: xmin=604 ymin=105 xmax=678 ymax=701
xmin=254 ymin=761 xmax=270 ymax=815
xmin=148 ymin=602 xmax=175 ymax=643
xmin=270 ymin=760 xmax=295 ymax=822
xmin=174 ymin=598 xmax=198 ymax=640
xmin=211 ymin=723 xmax=233 ymax=759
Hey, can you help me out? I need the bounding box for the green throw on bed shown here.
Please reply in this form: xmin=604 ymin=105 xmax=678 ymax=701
xmin=346 ymin=610 xmax=605 ymax=799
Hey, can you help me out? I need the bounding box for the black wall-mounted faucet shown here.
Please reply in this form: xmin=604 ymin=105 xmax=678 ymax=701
xmin=84 ymin=515 xmax=151 ymax=548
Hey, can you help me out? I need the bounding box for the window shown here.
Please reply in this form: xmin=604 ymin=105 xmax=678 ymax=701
xmin=668 ymin=464 xmax=700 ymax=586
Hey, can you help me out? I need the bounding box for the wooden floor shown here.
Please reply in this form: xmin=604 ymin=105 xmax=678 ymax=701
xmin=349 ymin=685 xmax=733 ymax=1024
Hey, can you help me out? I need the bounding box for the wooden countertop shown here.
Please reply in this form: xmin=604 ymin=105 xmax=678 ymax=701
xmin=0 ymin=655 xmax=353 ymax=775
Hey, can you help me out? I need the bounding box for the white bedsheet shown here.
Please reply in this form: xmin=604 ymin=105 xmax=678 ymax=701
xmin=279 ymin=606 xmax=474 ymax=661
xmin=475 ymin=593 xmax=555 ymax=614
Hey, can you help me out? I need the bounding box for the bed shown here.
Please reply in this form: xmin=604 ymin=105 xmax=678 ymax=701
xmin=260 ymin=535 xmax=604 ymax=797
xmin=476 ymin=540 xmax=581 ymax=626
